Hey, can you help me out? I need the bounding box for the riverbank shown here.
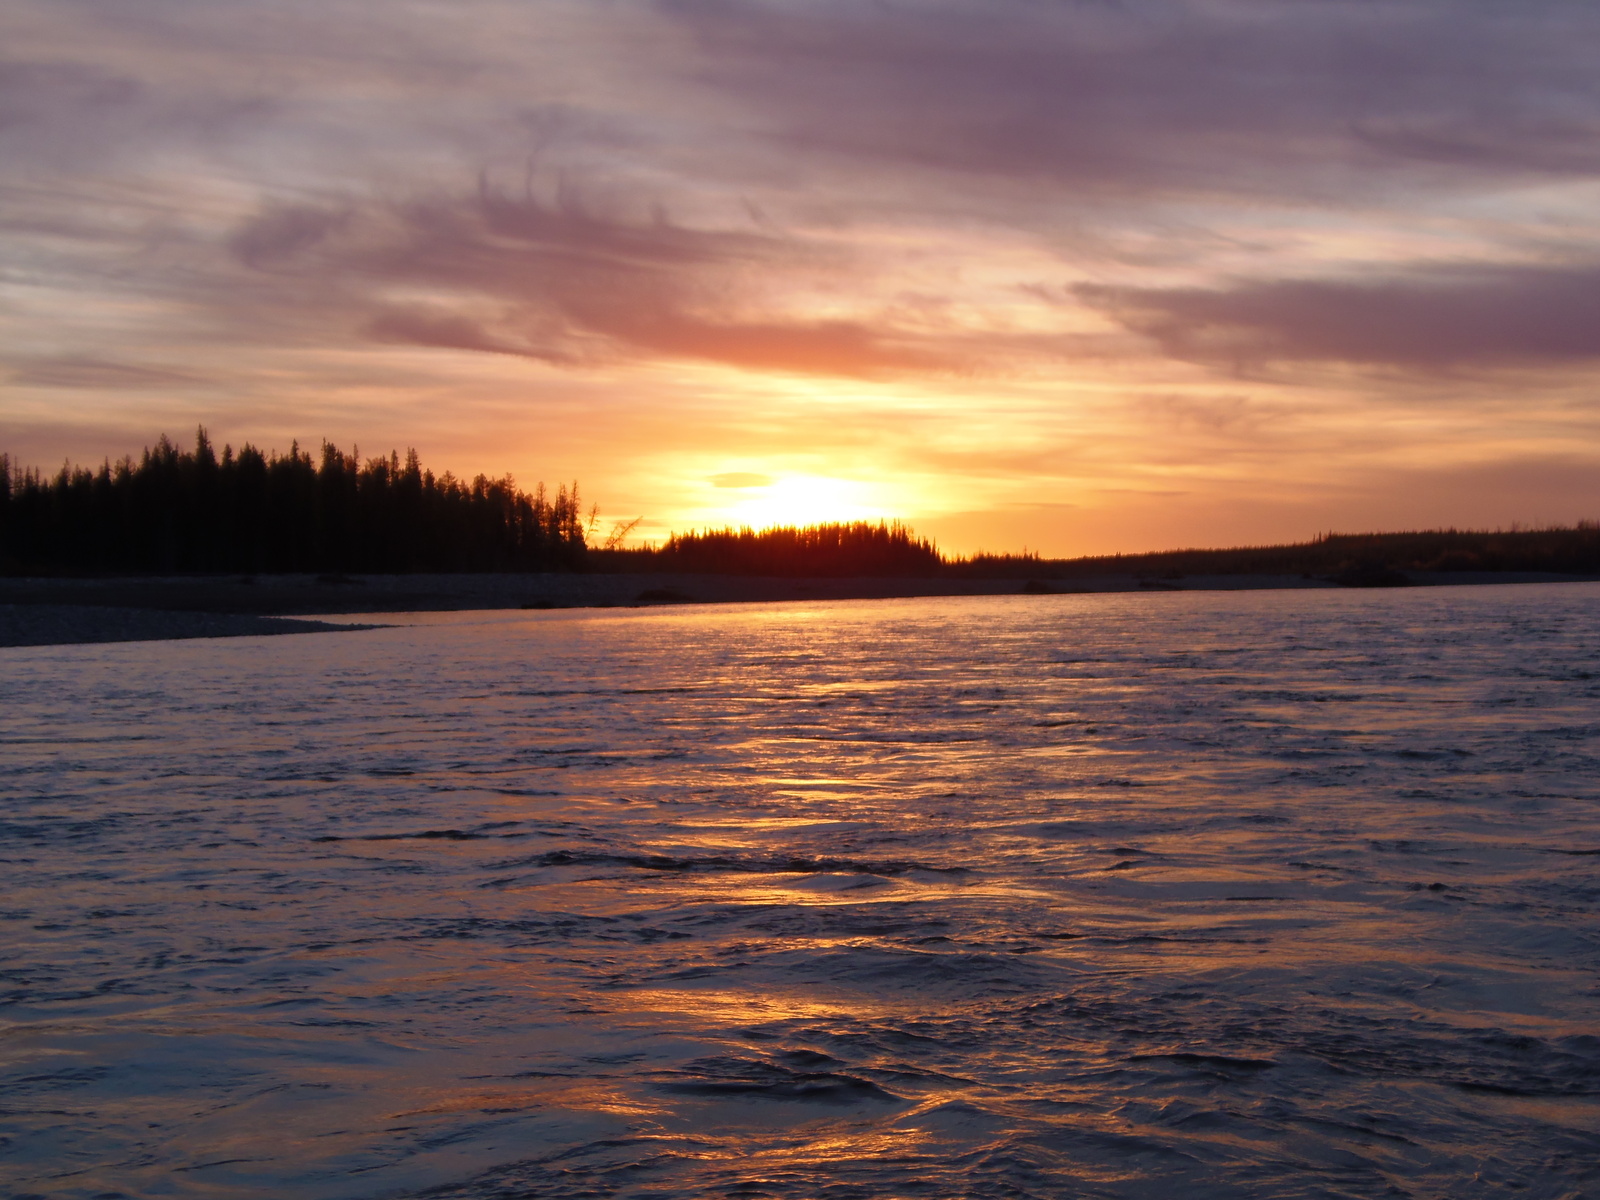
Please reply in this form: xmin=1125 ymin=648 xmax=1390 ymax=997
xmin=2 ymin=569 xmax=1593 ymax=647
xmin=0 ymin=604 xmax=376 ymax=648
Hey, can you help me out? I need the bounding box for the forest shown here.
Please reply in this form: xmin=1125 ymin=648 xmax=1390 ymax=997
xmin=4 ymin=431 xmax=1599 ymax=580
xmin=599 ymin=522 xmax=943 ymax=577
xmin=0 ymin=430 xmax=587 ymax=573
xmin=953 ymin=526 xmax=1600 ymax=582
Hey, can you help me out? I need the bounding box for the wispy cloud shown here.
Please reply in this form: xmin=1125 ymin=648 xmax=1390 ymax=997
xmin=1077 ymin=264 xmax=1600 ymax=369
xmin=661 ymin=0 xmax=1600 ymax=197
xmin=220 ymin=186 xmax=966 ymax=375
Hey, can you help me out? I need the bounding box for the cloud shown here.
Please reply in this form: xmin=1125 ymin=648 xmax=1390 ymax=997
xmin=661 ymin=0 xmax=1600 ymax=201
xmin=229 ymin=206 xmax=350 ymax=269
xmin=0 ymin=53 xmax=280 ymax=178
xmin=1077 ymin=265 xmax=1600 ymax=369
xmin=223 ymin=185 xmax=967 ymax=377
xmin=7 ymin=356 xmax=201 ymax=389
xmin=364 ymin=307 xmax=564 ymax=362
xmin=711 ymin=472 xmax=772 ymax=488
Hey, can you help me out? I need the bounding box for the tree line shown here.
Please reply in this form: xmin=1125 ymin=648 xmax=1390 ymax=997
xmin=951 ymin=526 xmax=1600 ymax=581
xmin=0 ymin=430 xmax=588 ymax=574
xmin=5 ymin=430 xmax=1598 ymax=579
xmin=598 ymin=521 xmax=943 ymax=577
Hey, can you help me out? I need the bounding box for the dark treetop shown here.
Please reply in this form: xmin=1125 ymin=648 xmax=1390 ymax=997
xmin=0 ymin=430 xmax=587 ymax=574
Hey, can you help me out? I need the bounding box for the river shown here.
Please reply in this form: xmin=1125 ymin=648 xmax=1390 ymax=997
xmin=3 ymin=585 xmax=1598 ymax=1197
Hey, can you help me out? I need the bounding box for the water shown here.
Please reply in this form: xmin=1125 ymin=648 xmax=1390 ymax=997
xmin=3 ymin=586 xmax=1599 ymax=1199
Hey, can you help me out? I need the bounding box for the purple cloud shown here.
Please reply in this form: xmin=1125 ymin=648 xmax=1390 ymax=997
xmin=661 ymin=0 xmax=1600 ymax=199
xmin=227 ymin=185 xmax=959 ymax=376
xmin=1078 ymin=265 xmax=1600 ymax=369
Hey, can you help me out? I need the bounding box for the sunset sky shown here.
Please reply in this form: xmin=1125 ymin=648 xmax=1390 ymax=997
xmin=4 ymin=0 xmax=1599 ymax=555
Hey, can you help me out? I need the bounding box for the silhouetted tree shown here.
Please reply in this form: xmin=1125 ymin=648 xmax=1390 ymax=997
xmin=950 ymin=527 xmax=1600 ymax=581
xmin=0 ymin=429 xmax=588 ymax=574
xmin=603 ymin=521 xmax=945 ymax=577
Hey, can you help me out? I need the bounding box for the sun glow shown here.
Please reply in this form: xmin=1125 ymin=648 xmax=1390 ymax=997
xmin=711 ymin=474 xmax=888 ymax=531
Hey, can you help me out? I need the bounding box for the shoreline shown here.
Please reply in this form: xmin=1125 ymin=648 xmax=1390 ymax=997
xmin=2 ymin=569 xmax=1595 ymax=648
xmin=0 ymin=604 xmax=378 ymax=648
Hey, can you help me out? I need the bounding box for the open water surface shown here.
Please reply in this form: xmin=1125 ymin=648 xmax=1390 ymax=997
xmin=3 ymin=586 xmax=1600 ymax=1198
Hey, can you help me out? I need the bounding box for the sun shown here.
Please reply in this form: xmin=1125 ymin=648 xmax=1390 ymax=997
xmin=715 ymin=475 xmax=885 ymax=530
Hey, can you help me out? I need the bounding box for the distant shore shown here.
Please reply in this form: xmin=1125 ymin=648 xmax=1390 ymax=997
xmin=3 ymin=569 xmax=1596 ymax=648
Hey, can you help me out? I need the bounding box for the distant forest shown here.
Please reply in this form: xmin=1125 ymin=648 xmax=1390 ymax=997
xmin=602 ymin=522 xmax=942 ymax=578
xmin=953 ymin=526 xmax=1600 ymax=583
xmin=0 ymin=430 xmax=588 ymax=573
xmin=4 ymin=431 xmax=1599 ymax=580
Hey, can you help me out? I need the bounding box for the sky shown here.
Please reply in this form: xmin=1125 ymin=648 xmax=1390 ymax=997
xmin=4 ymin=0 xmax=1600 ymax=556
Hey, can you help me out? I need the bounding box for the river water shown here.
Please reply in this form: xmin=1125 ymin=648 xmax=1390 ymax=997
xmin=3 ymin=586 xmax=1599 ymax=1199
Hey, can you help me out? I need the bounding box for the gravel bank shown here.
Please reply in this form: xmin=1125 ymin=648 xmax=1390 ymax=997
xmin=3 ymin=569 xmax=1588 ymax=647
xmin=0 ymin=605 xmax=380 ymax=648
xmin=0 ymin=570 xmax=1334 ymax=620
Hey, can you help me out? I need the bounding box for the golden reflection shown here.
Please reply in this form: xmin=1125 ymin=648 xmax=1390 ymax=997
xmin=672 ymin=814 xmax=836 ymax=832
xmin=590 ymin=986 xmax=878 ymax=1028
xmin=388 ymin=1081 xmax=663 ymax=1120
